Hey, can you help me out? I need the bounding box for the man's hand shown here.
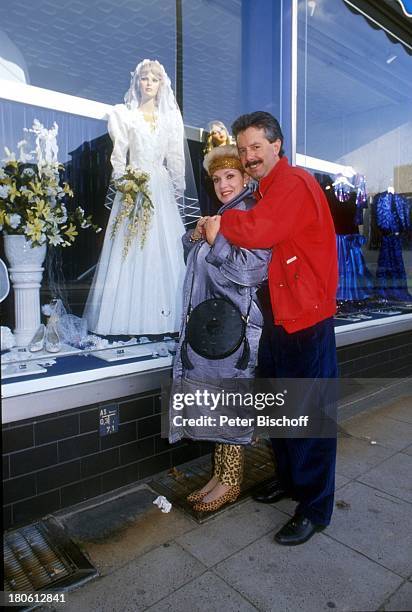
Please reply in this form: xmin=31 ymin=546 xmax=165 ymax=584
xmin=205 ymin=215 xmax=221 ymax=245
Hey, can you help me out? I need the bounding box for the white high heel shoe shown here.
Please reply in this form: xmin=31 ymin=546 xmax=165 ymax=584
xmin=45 ymin=322 xmax=61 ymax=353
xmin=28 ymin=324 xmax=46 ymax=352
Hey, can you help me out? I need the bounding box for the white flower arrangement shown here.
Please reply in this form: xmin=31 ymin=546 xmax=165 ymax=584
xmin=0 ymin=121 xmax=100 ymax=247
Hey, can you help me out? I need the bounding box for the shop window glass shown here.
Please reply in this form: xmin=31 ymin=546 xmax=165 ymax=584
xmin=297 ymin=0 xmax=412 ymax=323
xmin=0 ymin=0 xmax=176 ymax=103
xmin=182 ymin=0 xmax=282 ymax=129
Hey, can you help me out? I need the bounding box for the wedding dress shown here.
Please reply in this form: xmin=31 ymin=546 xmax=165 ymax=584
xmin=84 ymin=62 xmax=189 ymax=336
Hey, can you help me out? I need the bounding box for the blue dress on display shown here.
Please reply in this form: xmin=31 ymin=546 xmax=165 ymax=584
xmin=373 ymin=192 xmax=411 ymax=301
xmin=324 ymin=184 xmax=374 ymax=302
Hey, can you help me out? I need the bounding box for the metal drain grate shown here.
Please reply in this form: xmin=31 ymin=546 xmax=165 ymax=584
xmin=150 ymin=439 xmax=276 ymax=521
xmin=4 ymin=517 xmax=97 ymax=595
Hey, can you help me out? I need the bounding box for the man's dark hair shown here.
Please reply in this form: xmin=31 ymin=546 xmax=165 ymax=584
xmin=231 ymin=111 xmax=285 ymax=157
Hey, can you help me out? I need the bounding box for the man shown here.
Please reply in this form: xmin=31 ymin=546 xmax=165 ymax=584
xmin=205 ymin=111 xmax=338 ymax=546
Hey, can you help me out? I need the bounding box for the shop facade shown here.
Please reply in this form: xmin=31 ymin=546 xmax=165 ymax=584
xmin=1 ymin=0 xmax=411 ymax=529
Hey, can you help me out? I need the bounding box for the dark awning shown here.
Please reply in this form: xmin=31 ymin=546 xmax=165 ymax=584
xmin=344 ymin=0 xmax=412 ymax=55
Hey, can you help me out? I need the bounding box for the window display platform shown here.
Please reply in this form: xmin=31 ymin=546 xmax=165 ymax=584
xmin=1 ymin=337 xmax=174 ymax=392
xmin=2 ymin=352 xmax=173 ymax=395
xmin=2 ymin=311 xmax=412 ymax=425
xmin=334 ymin=311 xmax=412 ymax=347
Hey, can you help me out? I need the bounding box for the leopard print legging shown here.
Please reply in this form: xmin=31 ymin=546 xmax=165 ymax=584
xmin=213 ymin=443 xmax=244 ymax=486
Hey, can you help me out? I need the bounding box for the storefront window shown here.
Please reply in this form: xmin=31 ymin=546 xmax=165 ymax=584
xmin=0 ymin=0 xmax=176 ymax=104
xmin=0 ymin=1 xmax=284 ymax=392
xmin=297 ymin=0 xmax=412 ymax=324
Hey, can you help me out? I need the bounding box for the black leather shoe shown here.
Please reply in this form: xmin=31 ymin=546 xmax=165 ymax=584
xmin=274 ymin=514 xmax=326 ymax=546
xmin=252 ymin=479 xmax=289 ymax=504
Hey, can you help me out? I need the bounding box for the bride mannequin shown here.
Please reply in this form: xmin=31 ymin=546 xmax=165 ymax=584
xmin=84 ymin=59 xmax=188 ymax=336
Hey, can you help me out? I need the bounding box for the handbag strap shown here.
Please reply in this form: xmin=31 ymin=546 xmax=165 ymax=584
xmin=186 ymin=241 xmax=202 ymax=321
xmin=182 ymin=242 xmax=202 ymax=370
xmin=186 ymin=242 xmax=254 ymax=323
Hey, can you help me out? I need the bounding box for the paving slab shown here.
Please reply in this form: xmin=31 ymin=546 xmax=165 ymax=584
xmin=340 ymin=411 xmax=412 ymax=452
xmin=273 ymin=475 xmax=351 ymax=519
xmin=335 ymin=473 xmax=351 ymax=490
xmin=145 ymin=571 xmax=257 ymax=612
xmin=357 ymin=452 xmax=412 ymax=503
xmin=401 ymin=444 xmax=412 ymax=456
xmin=328 ymin=481 xmax=412 ymax=577
xmin=273 ymin=497 xmax=298 ymax=517
xmin=53 ymin=542 xmax=205 ymax=611
xmin=176 ymin=499 xmax=284 ymax=567
xmin=343 ymin=395 xmax=412 ymax=425
xmin=335 ymin=435 xmax=395 ymax=480
xmin=379 ymin=397 xmax=412 ymax=424
xmin=216 ymin=531 xmax=402 ymax=612
xmin=380 ymin=580 xmax=412 ymax=611
xmin=60 ymin=487 xmax=196 ymax=575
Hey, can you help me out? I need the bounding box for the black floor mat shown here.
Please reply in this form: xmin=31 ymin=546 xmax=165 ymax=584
xmin=149 ymin=439 xmax=276 ymax=522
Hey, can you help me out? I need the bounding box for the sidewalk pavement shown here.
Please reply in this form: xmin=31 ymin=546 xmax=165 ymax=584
xmin=44 ymin=393 xmax=411 ymax=612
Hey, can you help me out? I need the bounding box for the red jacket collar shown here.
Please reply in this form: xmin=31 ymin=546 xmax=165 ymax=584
xmin=256 ymin=156 xmax=289 ymax=199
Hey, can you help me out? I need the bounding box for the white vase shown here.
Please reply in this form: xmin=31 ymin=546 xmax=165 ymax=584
xmin=3 ymin=234 xmax=47 ymax=347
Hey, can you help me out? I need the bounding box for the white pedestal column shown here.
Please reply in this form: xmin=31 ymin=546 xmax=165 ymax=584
xmin=3 ymin=235 xmax=47 ymax=347
xmin=8 ymin=266 xmax=45 ymax=346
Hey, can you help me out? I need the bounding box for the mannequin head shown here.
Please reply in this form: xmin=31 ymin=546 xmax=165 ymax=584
xmin=204 ymin=120 xmax=232 ymax=154
xmin=139 ymin=69 xmax=161 ymax=103
xmin=134 ymin=60 xmax=164 ymax=106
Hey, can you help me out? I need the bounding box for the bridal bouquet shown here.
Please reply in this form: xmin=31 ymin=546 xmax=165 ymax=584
xmin=110 ymin=165 xmax=154 ymax=257
xmin=0 ymin=121 xmax=100 ymax=248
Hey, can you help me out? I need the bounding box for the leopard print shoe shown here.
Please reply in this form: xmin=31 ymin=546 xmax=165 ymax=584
xmin=186 ymin=489 xmax=209 ymax=504
xmin=192 ymin=485 xmax=241 ymax=513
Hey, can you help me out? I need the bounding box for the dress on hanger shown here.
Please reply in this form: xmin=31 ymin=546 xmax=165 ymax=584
xmin=84 ymin=102 xmax=186 ymax=335
xmin=324 ymin=183 xmax=373 ymax=302
xmin=373 ymin=191 xmax=411 ymax=301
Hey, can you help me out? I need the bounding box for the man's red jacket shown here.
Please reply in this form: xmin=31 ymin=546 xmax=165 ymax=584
xmin=220 ymin=157 xmax=338 ymax=333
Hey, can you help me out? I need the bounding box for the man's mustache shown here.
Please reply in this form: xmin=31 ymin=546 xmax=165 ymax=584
xmin=244 ymin=159 xmax=262 ymax=169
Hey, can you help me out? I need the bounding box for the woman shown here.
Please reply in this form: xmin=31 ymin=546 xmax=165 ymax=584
xmin=84 ymin=59 xmax=196 ymax=336
xmin=170 ymin=145 xmax=270 ymax=512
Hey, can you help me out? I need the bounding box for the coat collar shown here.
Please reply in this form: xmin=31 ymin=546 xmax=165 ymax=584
xmin=257 ymin=156 xmax=290 ymax=199
xmin=217 ymin=182 xmax=257 ymax=214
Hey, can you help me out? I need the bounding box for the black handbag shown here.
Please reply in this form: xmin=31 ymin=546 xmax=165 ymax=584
xmin=181 ymin=244 xmax=252 ymax=370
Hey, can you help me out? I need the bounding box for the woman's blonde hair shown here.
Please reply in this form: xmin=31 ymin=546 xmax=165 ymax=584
xmin=139 ymin=61 xmax=164 ymax=82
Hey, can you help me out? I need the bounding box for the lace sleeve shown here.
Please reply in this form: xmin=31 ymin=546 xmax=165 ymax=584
xmin=108 ymin=104 xmax=130 ymax=180
xmin=165 ymin=109 xmax=186 ymax=197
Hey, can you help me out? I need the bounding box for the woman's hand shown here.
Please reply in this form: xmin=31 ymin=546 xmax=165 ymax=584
xmin=191 ymin=216 xmax=209 ymax=241
xmin=205 ymin=215 xmax=221 ymax=245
